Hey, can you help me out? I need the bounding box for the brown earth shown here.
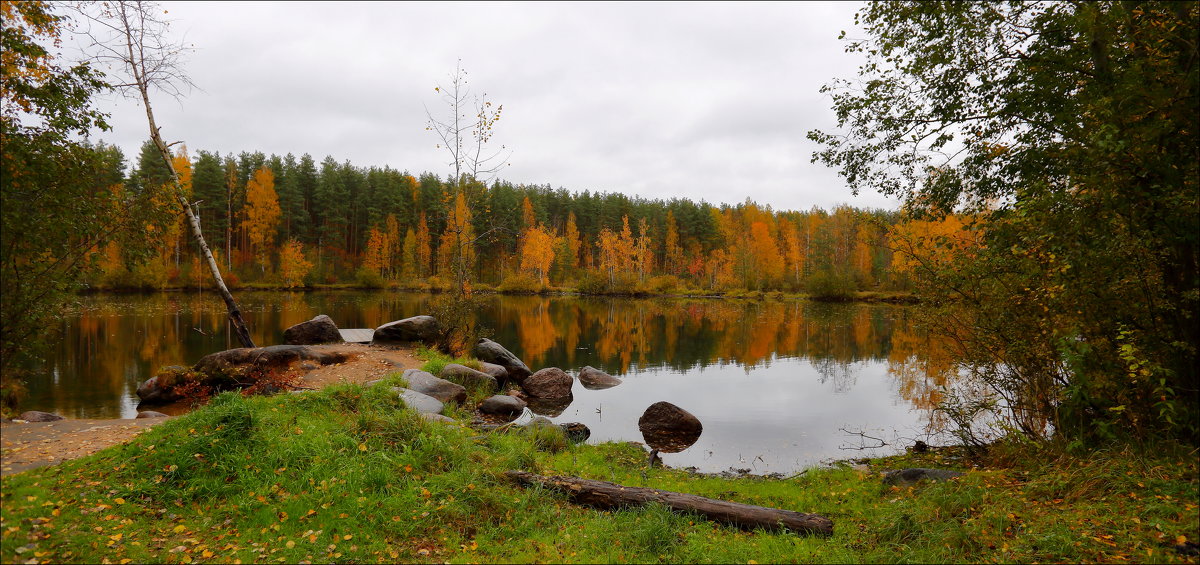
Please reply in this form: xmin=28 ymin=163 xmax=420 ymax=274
xmin=0 ymin=344 xmax=423 ymax=478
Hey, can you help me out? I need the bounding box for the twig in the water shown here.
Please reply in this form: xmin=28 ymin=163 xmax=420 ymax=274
xmin=838 ymin=427 xmax=889 ymax=450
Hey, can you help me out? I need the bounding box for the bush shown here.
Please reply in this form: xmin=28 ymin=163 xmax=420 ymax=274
xmin=806 ymin=270 xmax=857 ymax=301
xmin=496 ymin=274 xmax=544 ymax=294
xmin=645 ymin=275 xmax=683 ymax=294
xmin=354 ymin=267 xmax=386 ymax=289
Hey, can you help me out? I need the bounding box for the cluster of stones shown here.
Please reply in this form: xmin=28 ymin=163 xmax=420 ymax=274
xmin=125 ymin=313 xmax=715 ymax=459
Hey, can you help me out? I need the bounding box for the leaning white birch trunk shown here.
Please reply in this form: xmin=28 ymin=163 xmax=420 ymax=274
xmin=117 ymin=3 xmax=255 ymax=348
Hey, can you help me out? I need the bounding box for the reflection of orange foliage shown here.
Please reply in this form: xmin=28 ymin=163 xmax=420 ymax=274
xmin=517 ymin=299 xmax=557 ymax=366
xmin=887 ymin=318 xmax=958 ymax=410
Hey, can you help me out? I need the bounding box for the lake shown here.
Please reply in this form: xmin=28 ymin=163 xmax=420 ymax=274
xmin=23 ymin=291 xmax=959 ymax=474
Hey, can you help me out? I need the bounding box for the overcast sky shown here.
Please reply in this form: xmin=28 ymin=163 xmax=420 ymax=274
xmin=77 ymin=1 xmax=900 ymax=213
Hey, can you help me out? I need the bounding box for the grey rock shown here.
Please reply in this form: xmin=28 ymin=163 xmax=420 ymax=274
xmin=135 ymin=410 xmax=170 ymax=419
xmin=478 ymin=394 xmax=526 ymax=421
xmin=521 ymin=367 xmax=573 ymax=399
xmin=472 ymin=338 xmax=532 ymax=381
xmin=477 ymin=361 xmax=509 ymax=387
xmin=577 ymin=366 xmax=622 ymax=390
xmin=372 ymin=316 xmax=443 ymax=345
xmin=392 ymin=387 xmax=445 ymax=415
xmin=882 ymin=468 xmax=965 ymax=486
xmin=401 ymin=369 xmax=467 ymax=405
xmin=18 ymin=411 xmax=64 ymax=422
xmin=638 ymin=401 xmax=703 ymax=453
xmin=283 ymin=314 xmax=344 ymax=345
xmin=440 ymin=364 xmax=498 ymax=393
xmin=419 ymin=412 xmax=456 ymax=424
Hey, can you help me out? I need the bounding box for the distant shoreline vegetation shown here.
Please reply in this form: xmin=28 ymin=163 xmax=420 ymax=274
xmin=82 ymin=141 xmax=944 ymax=301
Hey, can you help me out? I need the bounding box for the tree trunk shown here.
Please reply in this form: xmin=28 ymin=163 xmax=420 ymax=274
xmin=504 ymin=471 xmax=833 ymax=536
xmin=119 ymin=6 xmax=255 ymax=349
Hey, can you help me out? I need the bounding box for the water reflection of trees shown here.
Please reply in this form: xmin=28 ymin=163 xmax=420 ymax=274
xmin=29 ymin=292 xmax=961 ymax=418
xmin=486 ymin=297 xmax=960 ymax=409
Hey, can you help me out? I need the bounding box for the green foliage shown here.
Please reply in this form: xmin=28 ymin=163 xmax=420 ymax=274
xmin=1 ymin=389 xmax=1196 ymax=564
xmin=811 ymin=1 xmax=1199 ymax=445
xmin=495 ymin=273 xmax=545 ymax=294
xmin=353 ymin=266 xmax=386 ymax=289
xmin=415 ymin=346 xmax=482 ymax=376
xmin=806 ymin=269 xmax=858 ymax=301
xmin=0 ymin=3 xmax=173 ymax=402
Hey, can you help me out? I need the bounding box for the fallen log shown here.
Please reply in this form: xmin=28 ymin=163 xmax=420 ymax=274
xmin=504 ymin=470 xmax=833 ymax=536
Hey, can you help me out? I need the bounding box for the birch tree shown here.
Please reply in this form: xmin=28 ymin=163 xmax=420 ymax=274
xmin=76 ymin=0 xmax=254 ymax=347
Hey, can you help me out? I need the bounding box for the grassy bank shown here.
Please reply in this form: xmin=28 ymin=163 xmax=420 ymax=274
xmin=2 ymin=384 xmax=1195 ymax=564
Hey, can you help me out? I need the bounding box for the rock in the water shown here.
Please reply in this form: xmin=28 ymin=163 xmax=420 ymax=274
xmin=18 ymin=411 xmax=64 ymax=422
xmin=882 ymin=468 xmax=964 ymax=486
xmin=638 ymin=401 xmax=703 ymax=453
xmin=521 ymin=367 xmax=573 ymax=399
xmin=135 ymin=410 xmax=170 ymax=419
xmin=577 ymin=366 xmax=622 ymax=389
xmin=479 ymin=394 xmax=527 ymax=421
xmin=419 ymin=412 xmax=456 ymax=424
xmin=440 ymin=364 xmax=498 ymax=393
xmin=372 ymin=316 xmax=443 ymax=345
xmin=473 ymin=338 xmax=532 ymax=381
xmin=392 ymin=387 xmax=445 ymax=415
xmin=401 ymin=369 xmax=467 ymax=404
xmin=525 ymin=395 xmax=574 ymax=417
xmin=283 ymin=314 xmax=344 ymax=345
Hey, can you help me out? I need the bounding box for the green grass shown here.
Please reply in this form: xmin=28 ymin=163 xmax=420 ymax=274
xmin=2 ymin=384 xmax=1196 ymax=564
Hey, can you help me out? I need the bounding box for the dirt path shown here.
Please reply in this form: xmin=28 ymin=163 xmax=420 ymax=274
xmin=1 ymin=344 xmax=423 ymax=478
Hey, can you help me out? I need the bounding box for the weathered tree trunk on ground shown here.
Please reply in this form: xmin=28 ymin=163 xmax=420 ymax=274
xmin=504 ymin=470 xmax=834 ymax=536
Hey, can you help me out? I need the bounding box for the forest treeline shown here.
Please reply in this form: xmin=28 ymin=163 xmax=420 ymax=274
xmin=93 ymin=141 xmax=939 ymax=296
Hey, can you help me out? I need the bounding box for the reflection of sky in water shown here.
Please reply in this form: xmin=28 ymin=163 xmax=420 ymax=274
xmin=533 ymin=358 xmax=933 ymax=475
xmin=26 ymin=292 xmax=949 ymax=474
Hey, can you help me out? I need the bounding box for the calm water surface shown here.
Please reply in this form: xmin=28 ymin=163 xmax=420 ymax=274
xmin=26 ymin=291 xmax=957 ymax=474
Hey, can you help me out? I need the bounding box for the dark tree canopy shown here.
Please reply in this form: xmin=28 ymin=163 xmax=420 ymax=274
xmin=810 ymin=1 xmax=1199 ymax=444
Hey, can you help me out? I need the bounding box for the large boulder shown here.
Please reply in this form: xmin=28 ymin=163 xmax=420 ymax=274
xmin=577 ymin=366 xmax=622 ymax=390
xmin=521 ymin=367 xmax=573 ymax=399
xmin=440 ymin=364 xmax=498 ymax=393
xmin=472 ymin=339 xmax=531 ymax=382
xmin=638 ymin=401 xmax=703 ymax=453
xmin=283 ymin=314 xmax=344 ymax=345
xmin=136 ymin=365 xmax=193 ymax=403
xmin=392 ymin=387 xmax=444 ymax=415
xmin=401 ymin=369 xmax=467 ymax=405
xmin=139 ymin=346 xmax=350 ymax=405
xmin=192 ymin=345 xmax=348 ymax=383
xmin=478 ymin=394 xmax=526 ymax=421
xmin=372 ymin=316 xmax=443 ymax=346
xmin=882 ymin=468 xmax=964 ymax=487
xmin=18 ymin=411 xmax=64 ymax=422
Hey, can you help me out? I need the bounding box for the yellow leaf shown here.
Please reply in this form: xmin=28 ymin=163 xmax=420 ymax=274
xmin=358 ymin=443 xmax=368 ymax=452
xmin=286 ymin=541 xmax=295 ymax=549
xmin=173 ymin=525 xmax=186 ymax=533
xmin=114 ymin=498 xmax=125 ymax=505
